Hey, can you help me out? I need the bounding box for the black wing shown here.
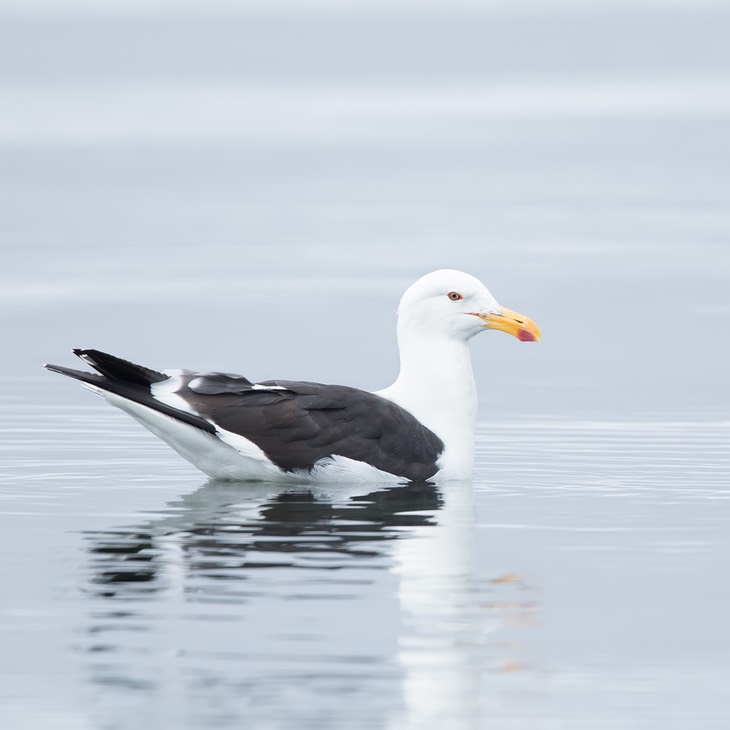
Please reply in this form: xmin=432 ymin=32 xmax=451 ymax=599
xmin=185 ymin=376 xmax=444 ymax=482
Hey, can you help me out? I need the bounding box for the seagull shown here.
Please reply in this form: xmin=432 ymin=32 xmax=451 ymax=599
xmin=45 ymin=269 xmax=540 ymax=483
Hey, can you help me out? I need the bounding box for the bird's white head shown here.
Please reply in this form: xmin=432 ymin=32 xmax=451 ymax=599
xmin=397 ymin=269 xmax=541 ymax=344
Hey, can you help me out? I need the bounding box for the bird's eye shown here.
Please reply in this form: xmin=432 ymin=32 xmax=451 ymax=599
xmin=447 ymin=291 xmax=463 ymax=301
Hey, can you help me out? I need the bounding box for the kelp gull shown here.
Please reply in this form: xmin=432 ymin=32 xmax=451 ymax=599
xmin=45 ymin=269 xmax=540 ymax=483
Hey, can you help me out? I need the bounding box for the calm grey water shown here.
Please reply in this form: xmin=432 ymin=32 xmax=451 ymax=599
xmin=2 ymin=388 xmax=729 ymax=729
xmin=2 ymin=2 xmax=730 ymax=728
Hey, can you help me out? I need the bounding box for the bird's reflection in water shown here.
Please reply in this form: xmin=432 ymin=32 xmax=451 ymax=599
xmin=85 ymin=481 xmax=443 ymax=600
xmin=81 ymin=480 xmax=538 ymax=728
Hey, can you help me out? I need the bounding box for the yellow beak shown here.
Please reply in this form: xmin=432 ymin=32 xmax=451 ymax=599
xmin=477 ymin=307 xmax=542 ymax=342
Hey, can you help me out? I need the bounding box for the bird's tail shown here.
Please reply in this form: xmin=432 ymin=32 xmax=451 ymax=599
xmin=44 ymin=349 xmax=214 ymax=433
xmin=44 ymin=348 xmax=168 ymax=391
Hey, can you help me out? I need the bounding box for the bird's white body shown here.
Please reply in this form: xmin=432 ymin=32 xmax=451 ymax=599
xmin=374 ymin=269 xmax=501 ymax=480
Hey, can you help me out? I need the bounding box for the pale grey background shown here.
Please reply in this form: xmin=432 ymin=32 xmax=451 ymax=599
xmin=1 ymin=1 xmax=729 ymax=728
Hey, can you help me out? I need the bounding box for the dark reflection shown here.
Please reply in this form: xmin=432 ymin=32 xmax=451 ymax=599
xmin=88 ymin=532 xmax=159 ymax=593
xmin=84 ymin=481 xmax=443 ymax=600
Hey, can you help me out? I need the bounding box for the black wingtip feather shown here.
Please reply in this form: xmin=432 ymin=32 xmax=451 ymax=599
xmin=44 ymin=362 xmax=100 ymax=382
xmin=73 ymin=348 xmax=168 ymax=386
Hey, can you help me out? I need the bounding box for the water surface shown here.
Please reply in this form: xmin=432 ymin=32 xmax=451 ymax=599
xmin=2 ymin=383 xmax=728 ymax=728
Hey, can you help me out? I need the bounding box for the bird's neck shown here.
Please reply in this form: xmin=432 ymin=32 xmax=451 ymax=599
xmin=377 ymin=333 xmax=477 ymax=478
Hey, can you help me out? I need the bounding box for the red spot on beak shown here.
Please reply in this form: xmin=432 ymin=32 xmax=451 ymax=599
xmin=517 ymin=328 xmax=537 ymax=342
